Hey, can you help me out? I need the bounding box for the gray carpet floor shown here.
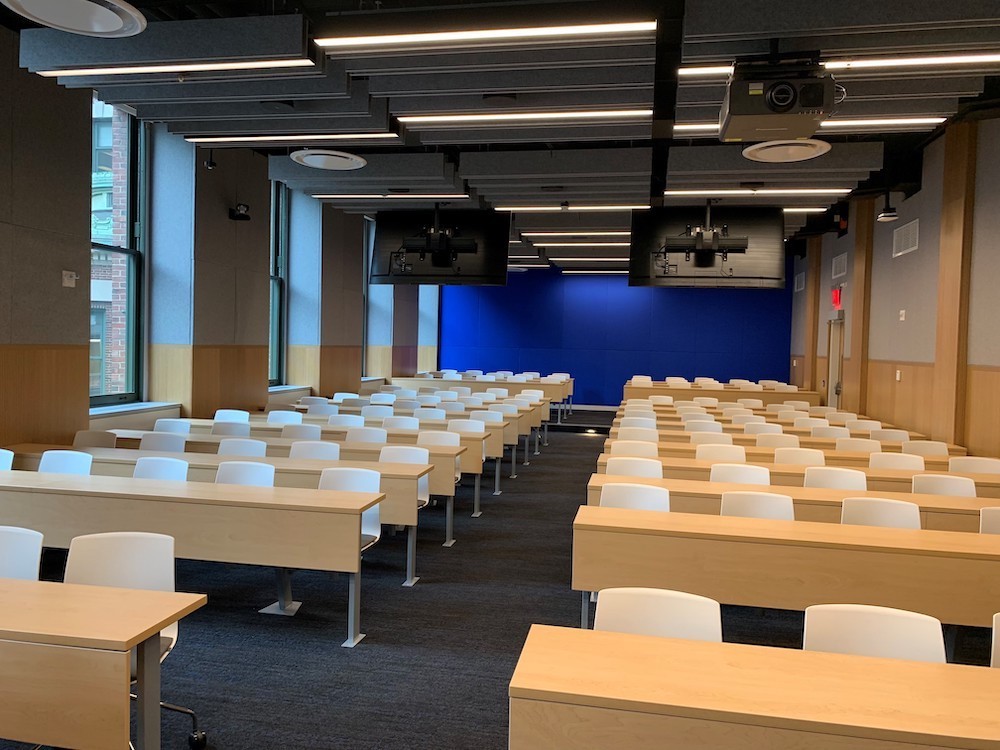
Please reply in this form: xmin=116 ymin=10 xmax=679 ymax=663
xmin=6 ymin=430 xmax=992 ymax=749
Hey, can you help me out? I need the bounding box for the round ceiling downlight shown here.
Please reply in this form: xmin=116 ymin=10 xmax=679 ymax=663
xmin=1 ymin=0 xmax=146 ymax=37
xmin=290 ymin=149 xmax=368 ymax=171
xmin=741 ymin=139 xmax=832 ymax=163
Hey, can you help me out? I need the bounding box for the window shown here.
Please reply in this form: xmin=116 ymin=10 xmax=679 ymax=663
xmin=90 ymin=96 xmax=142 ymax=405
xmin=268 ymin=183 xmax=289 ymax=385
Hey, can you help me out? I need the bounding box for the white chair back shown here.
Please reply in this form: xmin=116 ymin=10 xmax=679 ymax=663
xmin=282 ymin=424 xmax=322 ymax=440
xmin=617 ymin=427 xmax=659 ymax=443
xmin=913 ymin=473 xmax=976 ymax=497
xmin=709 ymin=463 xmax=770 ymax=485
xmin=318 ymin=468 xmax=382 ymax=544
xmin=841 ymin=497 xmax=921 ymax=529
xmin=328 ymin=414 xmax=365 ymax=428
xmin=811 ymin=426 xmax=850 ymax=439
xmin=745 ymin=423 xmax=782 ymax=435
xmin=773 ymin=447 xmax=825 ymax=467
xmin=217 ymin=438 xmax=267 ymax=458
xmin=0 ymin=526 xmax=43 ymax=580
xmin=153 ymin=419 xmax=191 ymax=434
xmin=695 ymin=444 xmax=746 ymax=463
xmin=950 ymin=456 xmax=1000 ymax=475
xmin=619 ymin=417 xmax=657 ymax=430
xmin=598 ymin=483 xmax=670 ymax=511
xmin=369 ymin=393 xmax=396 ymax=405
xmin=215 ymin=461 xmax=275 ymax=487
xmin=684 ymin=421 xmax=722 ymax=433
xmin=347 ymin=427 xmax=388 ymax=444
xmin=609 ymin=441 xmax=659 ymax=458
xmin=288 ymin=441 xmax=340 ymax=461
xmin=794 ymin=417 xmax=829 ymax=429
xmin=902 ymin=440 xmax=949 ymax=457
xmin=721 ymin=491 xmax=794 ymax=520
xmin=981 ymin=508 xmax=1000 ymax=535
xmin=307 ymin=403 xmax=339 ymax=416
xmin=870 ymin=453 xmax=924 ymax=471
xmin=331 ymin=392 xmax=359 ymax=403
xmin=133 ymin=456 xmax=188 ymax=481
xmin=803 ymin=604 xmax=944 ymax=663
xmin=139 ymin=432 xmax=186 ymax=453
xmin=804 ymin=466 xmax=867 ymax=490
xmin=836 ymin=437 xmax=882 ymax=454
xmin=594 ymin=588 xmax=722 ymax=642
xmin=266 ymin=410 xmax=303 ymax=425
xmin=214 ymin=409 xmax=250 ymax=423
xmin=605 ymin=457 xmax=663 ymax=479
xmin=413 ymin=407 xmax=446 ymax=421
xmin=379 ymin=446 xmax=430 ymax=506
xmin=38 ymin=450 xmax=92 ymax=476
xmin=690 ymin=432 xmax=734 ymax=446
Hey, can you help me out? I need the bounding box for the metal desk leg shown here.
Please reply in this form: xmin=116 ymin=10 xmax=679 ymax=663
xmin=543 ymin=422 xmax=549 ymax=446
xmin=580 ymin=591 xmax=589 ymax=629
xmin=403 ymin=525 xmax=419 ymax=587
xmin=471 ymin=474 xmax=482 ymax=517
xmin=493 ymin=458 xmax=502 ymax=495
xmin=557 ymin=402 xmax=563 ymax=424
xmin=343 ymin=571 xmax=365 ymax=647
xmin=259 ymin=568 xmax=301 ymax=616
xmin=135 ymin=634 xmax=161 ymax=750
xmin=534 ymin=427 xmax=541 ymax=455
xmin=522 ymin=435 xmax=531 ymax=466
xmin=569 ymin=395 xmax=573 ymax=415
xmin=509 ymin=446 xmax=518 ymax=479
xmin=444 ymin=496 xmax=456 ymax=546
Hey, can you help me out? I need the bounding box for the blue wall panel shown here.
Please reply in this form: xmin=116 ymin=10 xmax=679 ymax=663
xmin=440 ymin=265 xmax=792 ymax=405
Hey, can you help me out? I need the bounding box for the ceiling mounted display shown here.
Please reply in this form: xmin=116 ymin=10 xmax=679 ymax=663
xmin=742 ymin=139 xmax=832 ymax=163
xmin=1 ymin=0 xmax=146 ymax=38
xmin=290 ymin=150 xmax=368 ymax=171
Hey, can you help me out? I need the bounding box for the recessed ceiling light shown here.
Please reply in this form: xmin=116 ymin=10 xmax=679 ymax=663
xmin=290 ymin=150 xmax=367 ymax=171
xmin=495 ymin=204 xmax=650 ymax=212
xmin=311 ymin=193 xmax=470 ymax=200
xmin=315 ymin=21 xmax=657 ymax=48
xmin=185 ymin=133 xmax=398 ymax=144
xmin=2 ymin=0 xmax=146 ymax=38
xmin=38 ymin=57 xmax=314 ymax=78
xmin=521 ymin=231 xmax=631 ymax=237
xmin=823 ymin=53 xmax=1000 ymax=71
xmin=820 ymin=117 xmax=946 ymax=129
xmin=664 ymin=188 xmax=851 ymax=197
xmin=398 ymin=109 xmax=652 ymax=124
xmin=742 ymin=139 xmax=831 ymax=163
xmin=783 ymin=207 xmax=828 ymax=214
xmin=531 ymin=242 xmax=631 ymax=247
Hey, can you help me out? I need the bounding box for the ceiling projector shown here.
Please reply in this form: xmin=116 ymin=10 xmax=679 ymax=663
xmin=719 ymin=61 xmax=837 ymax=143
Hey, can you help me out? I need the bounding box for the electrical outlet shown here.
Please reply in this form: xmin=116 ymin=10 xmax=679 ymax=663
xmin=896 ymin=370 xmax=902 ymax=382
xmin=61 ymin=270 xmax=77 ymax=288
xmin=899 ymin=309 xmax=906 ymax=321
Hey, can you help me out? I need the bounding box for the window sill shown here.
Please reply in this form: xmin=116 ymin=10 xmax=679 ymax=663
xmin=268 ymin=385 xmax=309 ymax=393
xmin=89 ymin=401 xmax=181 ymax=417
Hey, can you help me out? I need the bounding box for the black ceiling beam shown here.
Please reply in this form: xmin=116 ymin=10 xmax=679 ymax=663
xmin=649 ymin=1 xmax=685 ymax=208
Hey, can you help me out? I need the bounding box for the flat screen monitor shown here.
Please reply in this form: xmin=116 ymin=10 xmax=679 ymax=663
xmin=371 ymin=209 xmax=510 ymax=285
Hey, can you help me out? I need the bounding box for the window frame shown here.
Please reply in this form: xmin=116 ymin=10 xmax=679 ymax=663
xmin=268 ymin=182 xmax=289 ymax=386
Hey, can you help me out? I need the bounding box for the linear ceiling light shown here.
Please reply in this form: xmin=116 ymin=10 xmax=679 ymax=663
xmin=548 ymin=257 xmax=629 ymax=261
xmin=783 ymin=207 xmax=828 ymax=214
xmin=532 ymin=242 xmax=631 ymax=247
xmin=508 ymin=255 xmax=543 ymax=259
xmin=823 ymin=53 xmax=1000 ymax=71
xmin=664 ymin=188 xmax=851 ymax=197
xmin=521 ymin=231 xmax=631 ymax=237
xmin=496 ymin=204 xmax=650 ymax=212
xmin=673 ymin=122 xmax=720 ymax=132
xmin=677 ymin=64 xmax=734 ymax=77
xmin=186 ymin=133 xmax=398 ymax=144
xmin=820 ymin=117 xmax=946 ymax=129
xmin=398 ymin=109 xmax=652 ymax=124
xmin=38 ymin=58 xmax=314 ymax=78
xmin=311 ymin=193 xmax=470 ymax=200
xmin=315 ymin=21 xmax=657 ymax=48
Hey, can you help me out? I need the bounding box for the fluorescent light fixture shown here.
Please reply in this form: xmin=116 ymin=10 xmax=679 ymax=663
xmin=677 ymin=65 xmax=734 ymax=77
xmin=783 ymin=207 xmax=828 ymax=214
xmin=495 ymin=205 xmax=650 ymax=212
xmin=508 ymin=255 xmax=543 ymax=259
xmin=820 ymin=117 xmax=946 ymax=129
xmin=38 ymin=58 xmax=314 ymax=78
xmin=548 ymin=257 xmax=629 ymax=261
xmin=315 ymin=21 xmax=657 ymax=48
xmin=398 ymin=109 xmax=652 ymax=124
xmin=562 ymin=270 xmax=630 ymax=274
xmin=664 ymin=189 xmax=754 ymax=197
xmin=508 ymin=264 xmax=548 ymax=269
xmin=186 ymin=133 xmax=398 ymax=144
xmin=532 ymin=242 xmax=631 ymax=247
xmin=673 ymin=122 xmax=721 ymax=132
xmin=311 ymin=193 xmax=470 ymax=200
xmin=823 ymin=53 xmax=1000 ymax=71
xmin=521 ymin=231 xmax=631 ymax=237
xmin=664 ymin=188 xmax=851 ymax=197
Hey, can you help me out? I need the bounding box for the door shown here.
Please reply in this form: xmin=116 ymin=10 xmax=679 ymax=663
xmin=826 ymin=316 xmax=845 ymax=409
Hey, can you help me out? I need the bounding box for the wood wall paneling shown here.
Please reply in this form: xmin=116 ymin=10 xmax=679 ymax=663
xmin=790 ymin=357 xmax=804 ymax=388
xmin=965 ymin=366 xmax=1000 ymax=456
xmin=319 ymin=345 xmax=363 ymax=395
xmin=366 ymin=345 xmax=392 ymax=379
xmin=148 ymin=344 xmax=193 ymax=416
xmin=0 ymin=345 xmax=88 ymax=446
xmin=417 ymin=345 xmax=438 ymax=373
xmin=842 ymin=199 xmax=875 ymax=414
xmin=865 ymin=360 xmax=936 ymax=437
xmin=802 ymin=238 xmax=822 ymax=391
xmin=286 ymin=345 xmax=320 ymax=395
xmin=190 ymin=344 xmax=268 ymax=417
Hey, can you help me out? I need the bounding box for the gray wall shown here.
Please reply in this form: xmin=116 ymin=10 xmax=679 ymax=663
xmin=790 ymin=253 xmax=808 ymax=357
xmin=287 ymin=188 xmax=322 ymax=347
xmin=868 ymin=137 xmax=944 ymax=363
xmin=968 ymin=119 xmax=1000 ymax=366
xmin=818 ymin=206 xmax=855 ymax=357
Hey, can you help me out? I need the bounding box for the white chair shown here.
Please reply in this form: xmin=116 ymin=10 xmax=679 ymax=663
xmin=812 ymin=426 xmax=851 ymax=439
xmin=617 ymin=427 xmax=660 ymax=443
xmin=619 ymin=417 xmax=657 ymax=430
xmin=598 ymin=483 xmax=670 ymax=511
xmin=281 ymin=424 xmax=322 ymax=440
xmin=347 ymin=426 xmax=388 ymax=444
xmin=737 ymin=399 xmax=764 ymax=409
xmin=693 ymin=397 xmax=718 ymax=408
xmin=675 ymin=407 xmax=707 ymax=416
xmin=783 ymin=400 xmax=811 ymax=411
xmin=342 ymin=399 xmax=369 ymax=409
xmin=464 ymin=370 xmax=483 ymax=376
xmin=154 ymin=419 xmax=191 ymax=434
xmin=441 ymin=401 xmax=466 ymax=414
xmin=217 ymin=438 xmax=267 ymax=458
xmin=485 ymin=388 xmax=508 ymax=398
xmin=739 ymin=383 xmax=764 ymax=391
xmin=709 ymin=463 xmax=770 ymax=485
xmin=381 ymin=416 xmax=419 ymax=431
xmin=765 ymin=404 xmax=789 ymax=414
xmin=690 ymin=432 xmax=734 ymax=446
xmin=288 ymin=441 xmax=340 ymax=461
xmin=139 ymin=432 xmax=186 ymax=453
xmin=773 ymin=447 xmax=825 ymax=467
xmin=721 ymin=491 xmax=794 ymax=520
xmin=38 ymin=450 xmax=92 ymax=475
xmin=913 ymin=473 xmax=976 ymax=497
xmin=475 ymin=374 xmax=497 ymax=381
xmin=804 ymin=466 xmax=867 ymax=490
xmin=649 ymin=395 xmax=673 ymax=406
xmin=826 ymin=412 xmax=858 ymax=426
xmin=307 ymin=403 xmax=339 ymax=417
xmin=695 ymin=444 xmax=746 ymax=463
xmin=870 ymin=453 xmax=924 ymax=471
xmin=299 ymin=396 xmax=329 ymax=407
xmin=418 ymin=430 xmax=462 ymax=482
xmin=0 ymin=526 xmax=43 ymax=580
xmin=457 ymin=397 xmax=484 ymax=409
xmin=684 ymin=421 xmax=722 ymax=434
xmin=808 ymin=406 xmax=837 ymax=417
xmin=902 ymin=440 xmax=949 ymax=457
xmin=626 ymin=399 xmax=654 ymax=408
xmin=731 ymin=414 xmax=765 ymax=426
xmin=950 ymin=456 xmax=1000 ymax=475
xmin=361 ymin=405 xmax=393 ymax=420
xmin=379 ymin=446 xmax=430 ymax=508
xmin=379 ymin=385 xmax=403 ymax=393
xmin=435 ymin=391 xmax=459 ymax=402
xmin=981 ymin=508 xmax=1000 ymax=535
xmin=992 ymin=612 xmax=1000 ymax=667
xmin=415 ymin=395 xmax=441 ymax=407
xmin=266 ymin=410 xmax=302 ymax=425
xmin=836 ymin=437 xmax=882 ymax=454
xmin=133 ymin=456 xmax=188 ymax=481
xmin=318 ymin=468 xmax=381 ymax=550
xmin=507 ymin=375 xmax=527 ymax=383
xmin=0 ymin=448 xmax=12 ymax=471
xmin=328 ymin=414 xmax=365 ymax=428
xmin=73 ymin=430 xmax=118 ymax=448
xmin=794 ymin=417 xmax=829 ymax=429
xmin=756 ymin=433 xmax=799 ymax=448
xmin=870 ymin=428 xmax=910 ymax=443
xmin=214 ymin=409 xmax=250 ymax=423
xmin=721 ymin=408 xmax=753 ymax=417
xmin=594 ymin=588 xmax=722 ymax=642
xmin=413 ymin=407 xmax=446 ymax=422
xmin=841 ymin=497 xmax=921 ymax=529
xmin=609 ymin=441 xmax=659 ymax=458
xmin=780 ymin=410 xmax=809 ymax=421
xmin=369 ymin=393 xmax=397 ymax=405
xmin=605 ymin=457 xmax=663 ymax=479
xmin=846 ymin=419 xmax=882 ymax=433
xmin=745 ymin=422 xmax=782 ymax=435
xmin=631 ymin=375 xmax=653 ymax=385
xmin=216 ymin=461 xmax=275 ymax=487
xmin=331 ymin=392 xmax=359 ymax=403
xmin=63 ymin=531 xmax=204 ymax=742
xmin=803 ymin=604 xmax=945 ymax=663
xmin=212 ymin=421 xmax=251 ymax=437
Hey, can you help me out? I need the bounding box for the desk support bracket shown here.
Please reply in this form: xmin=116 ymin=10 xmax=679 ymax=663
xmin=343 ymin=571 xmax=365 ymax=647
xmin=403 ymin=525 xmax=419 ymax=587
xmin=259 ymin=568 xmax=302 ymax=616
xmin=509 ymin=446 xmax=518 ymax=479
xmin=136 ymin=634 xmax=161 ymax=750
xmin=493 ymin=458 xmax=502 ymax=495
xmin=522 ymin=436 xmax=531 ymax=467
xmin=444 ymin=496 xmax=456 ymax=546
xmin=580 ymin=591 xmax=590 ymax=630
xmin=471 ymin=474 xmax=482 ymax=517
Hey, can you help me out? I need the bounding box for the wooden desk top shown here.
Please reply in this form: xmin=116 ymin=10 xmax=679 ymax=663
xmin=9 ymin=444 xmax=431 ymax=482
xmin=0 ymin=468 xmax=383 ymax=515
xmin=0 ymin=579 xmax=205 ymax=652
xmin=573 ymin=505 xmax=1000 ymax=560
xmin=510 ymin=624 xmax=1000 ymax=747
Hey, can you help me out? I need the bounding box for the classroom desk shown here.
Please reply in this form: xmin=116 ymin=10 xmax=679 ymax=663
xmin=612 ymin=410 xmax=925 ymax=438
xmin=595 ymin=452 xmax=1000 ymax=497
xmin=586 ymin=473 xmax=1000 ymax=532
xmin=572 ymin=505 xmax=1000 ymax=628
xmin=601 ymin=438 xmax=952 ymax=471
xmin=389 ymin=376 xmax=573 ymax=420
xmin=610 ymin=423 xmax=916 ymax=440
xmin=622 ymin=382 xmax=822 ymax=406
xmin=509 ymin=624 xmax=1000 ymax=750
xmin=0 ymin=470 xmax=380 ymax=646
xmin=0 ymin=579 xmax=205 ymax=750
xmin=10 ymin=443 xmax=439 ymax=577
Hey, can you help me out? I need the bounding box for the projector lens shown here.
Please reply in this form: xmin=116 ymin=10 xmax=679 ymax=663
xmin=766 ymin=82 xmax=797 ymax=113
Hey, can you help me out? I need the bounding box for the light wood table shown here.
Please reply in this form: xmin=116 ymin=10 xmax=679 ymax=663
xmin=389 ymin=376 xmax=573 ymax=420
xmin=612 ymin=411 xmax=926 ymax=439
xmin=623 ymin=381 xmax=822 ymax=405
xmin=586 ymin=473 xmax=1000 ymax=532
xmin=11 ymin=443 xmax=439 ymax=579
xmin=510 ymin=624 xmax=1000 ymax=750
xmin=573 ymin=505 xmax=1000 ymax=628
xmin=610 ymin=423 xmax=916 ymax=439
xmin=0 ymin=579 xmax=204 ymax=750
xmin=0 ymin=470 xmax=380 ymax=646
xmin=595 ymin=453 xmax=1000 ymax=497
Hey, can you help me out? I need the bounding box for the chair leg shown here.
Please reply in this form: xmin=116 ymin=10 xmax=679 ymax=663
xmin=129 ymin=693 xmax=207 ymax=749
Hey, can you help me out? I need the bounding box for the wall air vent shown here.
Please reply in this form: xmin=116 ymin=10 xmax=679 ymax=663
xmin=892 ymin=219 xmax=919 ymax=258
xmin=794 ymin=272 xmax=805 ymax=292
xmin=832 ymin=253 xmax=847 ymax=279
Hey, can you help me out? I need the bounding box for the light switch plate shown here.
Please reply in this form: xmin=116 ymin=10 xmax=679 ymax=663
xmin=896 ymin=370 xmax=902 ymax=381
xmin=62 ymin=270 xmax=77 ymax=288
xmin=899 ymin=309 xmax=906 ymax=321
